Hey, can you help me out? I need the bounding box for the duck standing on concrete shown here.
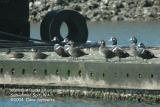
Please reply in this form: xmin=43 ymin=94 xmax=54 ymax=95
xmin=109 ymin=37 xmax=130 ymax=61
xmin=99 ymin=40 xmax=116 ymax=62
xmin=62 ymin=37 xmax=69 ymax=44
xmin=51 ymin=36 xmax=61 ymax=44
xmin=136 ymin=43 xmax=158 ymax=61
xmin=112 ymin=47 xmax=130 ymax=61
xmin=108 ymin=36 xmax=117 ymax=49
xmin=6 ymin=49 xmax=24 ymax=59
xmin=54 ymin=44 xmax=70 ymax=57
xmin=31 ymin=48 xmax=48 ymax=59
xmin=129 ymin=36 xmax=138 ymax=60
xmin=68 ymin=41 xmax=88 ymax=60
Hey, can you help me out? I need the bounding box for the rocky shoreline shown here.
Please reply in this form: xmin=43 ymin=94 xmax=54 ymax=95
xmin=29 ymin=0 xmax=160 ymax=22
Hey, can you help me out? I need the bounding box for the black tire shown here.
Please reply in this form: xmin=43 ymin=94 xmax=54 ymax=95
xmin=40 ymin=10 xmax=88 ymax=44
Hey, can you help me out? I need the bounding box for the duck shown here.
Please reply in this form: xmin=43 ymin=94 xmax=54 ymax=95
xmin=68 ymin=41 xmax=88 ymax=60
xmin=108 ymin=36 xmax=117 ymax=49
xmin=51 ymin=36 xmax=61 ymax=44
xmin=136 ymin=43 xmax=158 ymax=61
xmin=99 ymin=40 xmax=116 ymax=62
xmin=31 ymin=48 xmax=48 ymax=59
xmin=54 ymin=44 xmax=70 ymax=57
xmin=62 ymin=37 xmax=69 ymax=44
xmin=6 ymin=49 xmax=24 ymax=59
xmin=129 ymin=36 xmax=138 ymax=60
xmin=109 ymin=36 xmax=130 ymax=61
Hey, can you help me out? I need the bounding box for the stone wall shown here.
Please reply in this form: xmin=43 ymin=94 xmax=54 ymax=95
xmin=29 ymin=0 xmax=160 ymax=22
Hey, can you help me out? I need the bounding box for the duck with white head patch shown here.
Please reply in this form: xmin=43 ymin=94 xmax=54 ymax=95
xmin=108 ymin=36 xmax=117 ymax=49
xmin=68 ymin=41 xmax=88 ymax=60
xmin=109 ymin=36 xmax=130 ymax=62
xmin=54 ymin=43 xmax=70 ymax=57
xmin=129 ymin=36 xmax=138 ymax=60
xmin=99 ymin=40 xmax=116 ymax=62
xmin=31 ymin=48 xmax=48 ymax=59
xmin=136 ymin=43 xmax=158 ymax=62
xmin=51 ymin=36 xmax=61 ymax=44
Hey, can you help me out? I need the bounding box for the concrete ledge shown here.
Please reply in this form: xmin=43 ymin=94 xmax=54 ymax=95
xmin=0 ymin=60 xmax=160 ymax=90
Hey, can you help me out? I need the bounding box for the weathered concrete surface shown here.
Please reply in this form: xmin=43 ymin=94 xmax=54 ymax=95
xmin=0 ymin=48 xmax=159 ymax=90
xmin=29 ymin=0 xmax=160 ymax=22
xmin=0 ymin=59 xmax=160 ymax=90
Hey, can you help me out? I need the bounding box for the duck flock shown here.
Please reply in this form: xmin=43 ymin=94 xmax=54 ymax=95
xmin=53 ymin=36 xmax=158 ymax=62
xmin=98 ymin=36 xmax=158 ymax=62
xmin=3 ymin=36 xmax=158 ymax=62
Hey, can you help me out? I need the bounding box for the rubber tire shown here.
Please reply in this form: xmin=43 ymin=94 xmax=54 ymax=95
xmin=40 ymin=10 xmax=88 ymax=44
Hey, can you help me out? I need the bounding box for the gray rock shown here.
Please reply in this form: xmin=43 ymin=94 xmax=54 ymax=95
xmin=29 ymin=0 xmax=160 ymax=22
xmin=111 ymin=15 xmax=125 ymax=21
xmin=141 ymin=0 xmax=154 ymax=7
xmin=102 ymin=0 xmax=109 ymax=4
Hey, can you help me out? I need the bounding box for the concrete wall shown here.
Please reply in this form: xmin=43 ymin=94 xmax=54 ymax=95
xmin=0 ymin=60 xmax=160 ymax=90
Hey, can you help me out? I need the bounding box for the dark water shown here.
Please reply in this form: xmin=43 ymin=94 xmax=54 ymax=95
xmin=31 ymin=21 xmax=160 ymax=46
xmin=0 ymin=98 xmax=159 ymax=107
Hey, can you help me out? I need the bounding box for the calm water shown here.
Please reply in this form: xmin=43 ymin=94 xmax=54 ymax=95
xmin=31 ymin=21 xmax=160 ymax=46
xmin=0 ymin=98 xmax=159 ymax=107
